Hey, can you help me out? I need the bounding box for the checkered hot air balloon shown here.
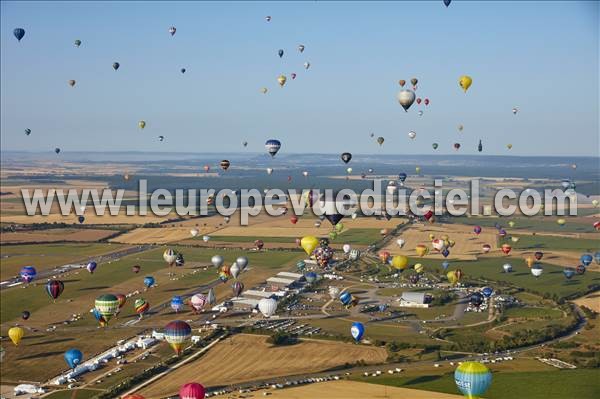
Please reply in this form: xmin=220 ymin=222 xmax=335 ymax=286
xmin=164 ymin=320 xmax=192 ymax=355
xmin=94 ymin=294 xmax=120 ymax=324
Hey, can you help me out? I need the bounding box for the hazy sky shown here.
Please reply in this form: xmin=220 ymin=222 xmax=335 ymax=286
xmin=1 ymin=1 xmax=598 ymax=156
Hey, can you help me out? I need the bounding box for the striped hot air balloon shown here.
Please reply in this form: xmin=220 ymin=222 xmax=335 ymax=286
xmin=46 ymin=279 xmax=64 ymax=300
xmin=94 ymin=294 xmax=120 ymax=324
xmin=164 ymin=320 xmax=192 ymax=355
xmin=20 ymin=266 xmax=37 ymax=283
xmin=134 ymin=298 xmax=149 ymax=316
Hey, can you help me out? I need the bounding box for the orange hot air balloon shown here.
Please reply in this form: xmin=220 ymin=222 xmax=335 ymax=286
xmin=415 ymin=244 xmax=429 ymax=257
xmin=525 ymin=256 xmax=535 ymax=268
xmin=398 ymin=79 xmax=406 ymax=87
xmin=379 ymin=250 xmax=391 ymax=263
xmin=501 ymin=244 xmax=512 ymax=255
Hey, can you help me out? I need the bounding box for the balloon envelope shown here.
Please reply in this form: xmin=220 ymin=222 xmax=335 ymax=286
xmin=64 ymin=349 xmax=83 ymax=369
xmin=454 ymin=362 xmax=491 ymax=398
xmin=350 ymin=322 xmax=365 ymax=342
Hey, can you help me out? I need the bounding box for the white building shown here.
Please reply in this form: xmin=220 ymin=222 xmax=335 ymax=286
xmin=242 ymin=290 xmax=277 ymax=299
xmin=397 ymin=292 xmax=431 ymax=308
xmin=266 ymin=277 xmax=296 ymax=289
xmin=276 ymin=272 xmax=303 ymax=280
xmin=14 ymin=384 xmax=45 ymax=395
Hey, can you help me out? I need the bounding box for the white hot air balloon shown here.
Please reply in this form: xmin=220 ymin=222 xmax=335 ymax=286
xmin=302 ymin=171 xmax=309 ymax=177
xmin=190 ymin=228 xmax=199 ymax=237
xmin=236 ymin=256 xmax=249 ymax=270
xmin=531 ymin=265 xmax=543 ymax=277
xmin=396 ymin=238 xmax=405 ymax=248
xmin=328 ymin=286 xmax=340 ymax=300
xmin=503 ymin=263 xmax=513 ymax=272
xmin=258 ymin=298 xmax=277 ymax=317
xmin=163 ymin=248 xmax=177 ymax=265
xmin=342 ymin=244 xmax=351 ymax=254
xmin=408 ymin=131 xmax=417 ymax=139
xmin=397 ymin=89 xmax=416 ymax=112
xmin=267 ymin=168 xmax=274 ymax=175
xmin=349 ymin=249 xmax=361 ymax=260
xmin=229 ymin=262 xmax=241 ymax=279
xmin=211 ymin=255 xmax=224 ymax=268
xmin=207 ymin=288 xmax=216 ymax=305
xmin=203 ymin=235 xmax=210 ymax=242
xmin=387 ymin=181 xmax=398 ymax=195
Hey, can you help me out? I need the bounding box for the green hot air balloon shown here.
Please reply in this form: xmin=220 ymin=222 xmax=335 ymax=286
xmin=432 ymin=143 xmax=439 ymax=150
xmin=94 ymin=294 xmax=120 ymax=325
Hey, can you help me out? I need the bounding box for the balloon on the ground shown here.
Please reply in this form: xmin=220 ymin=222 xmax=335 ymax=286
xmin=258 ymin=298 xmax=277 ymax=317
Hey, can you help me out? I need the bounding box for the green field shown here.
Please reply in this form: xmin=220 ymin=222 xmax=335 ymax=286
xmin=43 ymin=389 xmax=101 ymax=399
xmin=0 ymin=243 xmax=129 ymax=277
xmin=447 ymin=216 xmax=595 ymax=233
xmin=503 ymin=306 xmax=563 ymax=319
xmin=510 ymin=235 xmax=599 ymax=252
xmin=359 ymin=369 xmax=599 ymax=399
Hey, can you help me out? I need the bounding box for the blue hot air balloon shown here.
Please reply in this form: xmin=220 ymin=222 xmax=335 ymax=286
xmin=171 ymin=296 xmax=184 ymax=312
xmin=350 ymin=322 xmax=364 ymax=342
xmin=580 ymin=254 xmax=593 ymax=267
xmin=265 ymin=139 xmax=282 ymax=157
xmin=20 ymin=266 xmax=37 ymax=284
xmin=64 ymin=348 xmax=83 ymax=369
xmin=563 ymin=268 xmax=575 ymax=280
xmin=13 ymin=28 xmax=25 ymax=42
xmin=86 ymin=261 xmax=97 ymax=274
xmin=442 ymin=261 xmax=450 ymax=271
xmin=339 ymin=291 xmax=352 ymax=306
xmin=143 ymin=276 xmax=155 ymax=288
xmin=454 ymin=362 xmax=492 ymax=398
xmin=305 ymin=271 xmax=318 ymax=284
xmin=442 ymin=248 xmax=450 ymax=258
xmin=92 ymin=308 xmax=106 ymax=326
xmin=78 ymin=215 xmax=85 ymax=224
xmin=481 ymin=287 xmax=493 ymax=298
xmin=594 ymin=251 xmax=600 ymax=265
xmin=444 ymin=0 xmax=452 ymax=7
xmin=398 ymin=173 xmax=407 ymax=183
xmin=378 ymin=304 xmax=388 ymax=312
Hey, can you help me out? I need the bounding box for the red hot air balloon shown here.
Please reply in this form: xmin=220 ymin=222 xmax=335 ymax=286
xmin=203 ymin=165 xmax=210 ymax=173
xmin=534 ymin=251 xmax=544 ymax=261
xmin=416 ymin=98 xmax=422 ymax=105
xmin=290 ymin=216 xmax=298 ymax=224
xmin=424 ymin=210 xmax=435 ymax=223
xmin=454 ymin=143 xmax=461 ymax=150
xmin=473 ymin=226 xmax=482 ymax=235
xmin=254 ymin=240 xmax=264 ymax=250
xmin=501 ymin=244 xmax=512 ymax=255
xmin=179 ymin=382 xmax=206 ymax=399
xmin=424 ymin=98 xmax=430 ymax=106
xmin=378 ymin=250 xmax=391 ymax=263
xmin=132 ymin=264 xmax=141 ymax=273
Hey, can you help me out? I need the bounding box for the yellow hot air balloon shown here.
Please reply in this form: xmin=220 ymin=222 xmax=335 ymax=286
xmin=138 ymin=120 xmax=146 ymax=129
xmin=508 ymin=221 xmax=515 ymax=228
xmin=8 ymin=326 xmax=24 ymax=346
xmin=300 ymin=236 xmax=319 ymax=255
xmin=511 ymin=236 xmax=520 ymax=243
xmin=260 ymin=87 xmax=268 ymax=94
xmin=391 ymin=255 xmax=409 ymax=270
xmin=277 ymin=74 xmax=287 ymax=87
xmin=414 ymin=263 xmax=424 ymax=273
xmin=415 ymin=166 xmax=421 ymax=174
xmin=459 ymin=75 xmax=472 ymax=92
xmin=557 ymin=218 xmax=566 ymax=226
xmin=447 ymin=270 xmax=459 ymax=285
xmin=415 ymin=244 xmax=429 ymax=257
xmin=593 ymin=199 xmax=599 ymax=207
xmin=428 ymin=233 xmax=435 ymax=240
xmin=507 ymin=143 xmax=513 ymax=150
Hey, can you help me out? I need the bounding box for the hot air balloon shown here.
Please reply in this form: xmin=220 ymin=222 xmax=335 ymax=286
xmin=265 ymin=16 xmax=272 ymax=22
xmin=277 ymin=74 xmax=287 ymax=87
xmin=481 ymin=287 xmax=493 ymax=298
xmin=414 ymin=263 xmax=424 ymax=273
xmin=581 ymin=254 xmax=593 ymax=267
xmin=305 ymin=271 xmax=318 ymax=284
xmin=64 ymin=349 xmax=83 ymax=369
xmin=231 ymin=281 xmax=244 ymax=297
xmin=432 ymin=143 xmax=439 ymax=150
xmin=278 ymin=49 xmax=284 ymax=58
xmin=54 ymin=147 xmax=61 ymax=155
xmin=164 ymin=320 xmax=192 ymax=355
xmin=415 ymin=244 xmax=429 ymax=257
xmin=254 ymin=239 xmax=264 ymax=250
xmin=328 ymin=286 xmax=341 ymax=300
xmin=86 ymin=261 xmax=97 ymax=274
xmin=444 ymin=0 xmax=452 ymax=6
xmin=351 ymin=322 xmax=365 ymax=342
xmin=576 ymin=264 xmax=586 ymax=275
xmin=95 ymin=294 xmax=120 ymax=324
xmin=24 ymin=128 xmax=31 ymax=136
xmin=501 ymin=244 xmax=512 ymax=255
xmin=473 ymin=226 xmax=482 ymax=235
xmin=143 ymin=275 xmax=155 ymax=288
xmin=503 ymin=263 xmax=513 ymax=273
xmin=220 ymin=160 xmax=230 ymax=170
xmin=525 ymin=256 xmax=535 ymax=268
xmin=304 ymin=61 xmax=311 ymax=69
xmin=342 ymin=244 xmax=351 ymax=254
xmin=181 ymin=68 xmax=186 ymax=74
xmin=169 ymin=26 xmax=176 ymax=36
xmin=378 ymin=250 xmax=391 ymax=264
xmin=534 ymin=251 xmax=543 ymax=261
xmin=13 ymin=28 xmax=25 ymax=42
xmin=470 ymin=292 xmax=484 ymax=307
xmin=134 ymin=298 xmax=149 ymax=317
xmin=397 ymin=89 xmax=416 ymax=112
xmin=190 ymin=228 xmax=200 ymax=238
xmin=180 ymin=382 xmax=206 ymax=399
xmin=531 ymin=264 xmax=543 ymax=277
xmin=594 ymin=251 xmax=600 ymax=265
xmin=265 ymin=139 xmax=281 ymax=157
xmin=454 ymin=143 xmax=461 ymax=150
xmin=416 ymin=98 xmax=422 ymax=105
xmin=408 ymin=131 xmax=416 ymax=139
xmin=341 ymin=152 xmax=352 ymax=164
xmin=68 ymin=80 xmax=76 ymax=87
xmin=507 ymin=144 xmax=513 ymax=150
xmin=260 ymin=87 xmax=268 ymax=94
xmin=161 ymin=249 xmax=176 ymax=266
xmin=415 ymin=166 xmax=421 ymax=174
xmin=478 ymin=140 xmax=483 ymax=152
xmin=46 ymin=279 xmax=64 ymax=300
xmin=291 ymin=73 xmax=297 ymax=80
xmin=132 ymin=264 xmax=141 ymax=273
xmin=447 ymin=270 xmax=462 ymax=285
xmin=396 ymin=238 xmax=406 ymax=249
xmin=455 ymin=362 xmax=491 ymax=398
xmin=398 ymin=79 xmax=406 ymax=87
xmin=300 ymin=235 xmax=318 ymax=255
xmin=21 ymin=310 xmax=31 ymax=320
xmin=138 ymin=120 xmax=146 ymax=129
xmin=74 ymin=39 xmax=82 ymax=47
xmin=563 ymin=268 xmax=575 ymax=280
xmin=190 ymin=294 xmax=207 ymax=313
xmin=339 ymin=291 xmax=358 ymax=308
xmin=391 ymin=255 xmax=409 ymax=270
xmin=8 ymin=327 xmax=24 ymax=346
xmin=158 ymin=135 xmax=165 ymax=142
xmin=410 ymin=78 xmax=418 ymax=87
xmin=258 ymin=298 xmax=277 ymax=317
xmin=459 ymin=75 xmax=473 ymax=92
xmin=20 ymin=266 xmax=37 ymax=284
xmin=115 ymin=293 xmax=126 ymax=311
xmin=112 ymin=62 xmax=120 ymax=70
xmin=298 ymin=44 xmax=305 ymax=53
